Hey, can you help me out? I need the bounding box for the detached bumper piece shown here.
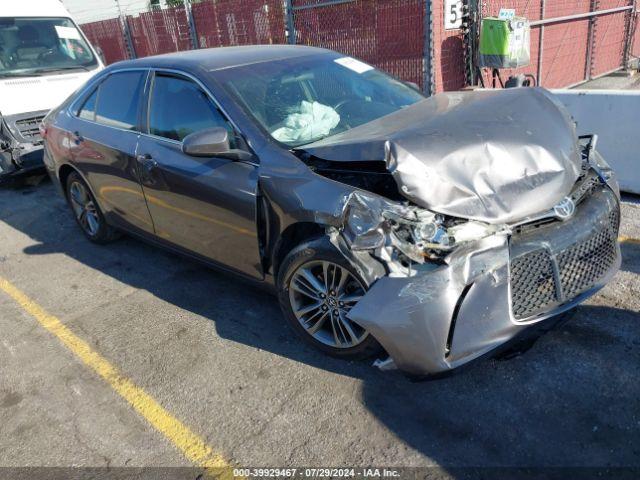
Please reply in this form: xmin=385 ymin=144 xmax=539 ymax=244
xmin=0 ymin=110 xmax=47 ymax=179
xmin=348 ymin=186 xmax=621 ymax=377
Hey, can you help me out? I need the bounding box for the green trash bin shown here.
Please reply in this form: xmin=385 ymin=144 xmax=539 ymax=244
xmin=479 ymin=17 xmax=531 ymax=69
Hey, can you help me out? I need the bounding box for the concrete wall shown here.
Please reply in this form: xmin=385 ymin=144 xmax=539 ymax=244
xmin=552 ymin=89 xmax=640 ymax=194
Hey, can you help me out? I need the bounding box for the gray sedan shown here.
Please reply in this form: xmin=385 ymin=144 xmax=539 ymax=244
xmin=41 ymin=45 xmax=621 ymax=377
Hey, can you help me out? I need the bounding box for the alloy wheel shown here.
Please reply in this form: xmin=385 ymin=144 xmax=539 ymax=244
xmin=69 ymin=181 xmax=100 ymax=237
xmin=288 ymin=260 xmax=368 ymax=348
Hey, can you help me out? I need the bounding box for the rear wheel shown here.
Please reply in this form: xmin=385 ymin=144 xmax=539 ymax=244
xmin=65 ymin=172 xmax=119 ymax=243
xmin=277 ymin=237 xmax=382 ymax=359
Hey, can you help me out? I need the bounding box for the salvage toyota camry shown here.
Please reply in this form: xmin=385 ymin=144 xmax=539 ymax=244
xmin=41 ymin=46 xmax=621 ymax=377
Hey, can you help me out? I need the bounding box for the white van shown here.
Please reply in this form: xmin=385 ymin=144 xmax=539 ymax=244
xmin=0 ymin=0 xmax=105 ymax=180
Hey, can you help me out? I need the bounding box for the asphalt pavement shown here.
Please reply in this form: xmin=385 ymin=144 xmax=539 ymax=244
xmin=0 ymin=179 xmax=639 ymax=477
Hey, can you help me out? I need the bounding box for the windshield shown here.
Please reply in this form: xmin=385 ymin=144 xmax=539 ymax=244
xmin=217 ymin=53 xmax=425 ymax=147
xmin=0 ymin=17 xmax=98 ymax=77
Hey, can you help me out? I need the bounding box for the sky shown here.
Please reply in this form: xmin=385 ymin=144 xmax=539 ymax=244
xmin=62 ymin=0 xmax=163 ymax=24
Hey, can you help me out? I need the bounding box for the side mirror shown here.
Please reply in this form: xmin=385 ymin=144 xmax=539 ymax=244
xmin=404 ymin=81 xmax=421 ymax=91
xmin=95 ymin=46 xmax=107 ymax=65
xmin=182 ymin=127 xmax=253 ymax=161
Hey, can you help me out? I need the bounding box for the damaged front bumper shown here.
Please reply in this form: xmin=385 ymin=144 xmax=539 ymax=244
xmin=347 ymin=185 xmax=621 ymax=377
xmin=0 ymin=110 xmax=48 ymax=180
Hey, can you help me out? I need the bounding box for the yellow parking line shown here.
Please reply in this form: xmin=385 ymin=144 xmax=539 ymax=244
xmin=619 ymin=235 xmax=640 ymax=245
xmin=0 ymin=276 xmax=232 ymax=475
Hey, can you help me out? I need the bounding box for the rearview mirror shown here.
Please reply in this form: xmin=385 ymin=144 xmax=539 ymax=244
xmin=182 ymin=127 xmax=253 ymax=161
xmin=404 ymin=81 xmax=421 ymax=91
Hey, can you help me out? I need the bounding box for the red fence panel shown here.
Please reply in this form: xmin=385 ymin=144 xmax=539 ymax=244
xmin=80 ymin=18 xmax=129 ymax=64
xmin=80 ymin=0 xmax=639 ymax=92
xmin=292 ymin=0 xmax=424 ymax=87
xmin=432 ymin=0 xmax=466 ymax=92
xmin=540 ymin=19 xmax=591 ymax=87
xmin=633 ymin=11 xmax=640 ymax=57
xmin=590 ymin=8 xmax=631 ymax=77
xmin=192 ymin=0 xmax=286 ymax=48
xmin=127 ymin=5 xmax=192 ymax=58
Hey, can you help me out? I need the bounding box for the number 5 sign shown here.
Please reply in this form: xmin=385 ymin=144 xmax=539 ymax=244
xmin=444 ymin=0 xmax=463 ymax=30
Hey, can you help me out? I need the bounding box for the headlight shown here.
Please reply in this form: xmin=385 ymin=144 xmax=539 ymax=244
xmin=343 ymin=192 xmax=403 ymax=250
xmin=341 ymin=192 xmax=504 ymax=264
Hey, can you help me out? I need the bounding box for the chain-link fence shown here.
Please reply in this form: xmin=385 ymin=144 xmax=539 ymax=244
xmin=290 ymin=0 xmax=425 ymax=87
xmin=191 ymin=0 xmax=286 ymax=48
xmin=126 ymin=5 xmax=193 ymax=57
xmin=79 ymin=0 xmax=639 ymax=93
xmin=80 ymin=17 xmax=130 ymax=64
xmin=633 ymin=8 xmax=640 ymax=57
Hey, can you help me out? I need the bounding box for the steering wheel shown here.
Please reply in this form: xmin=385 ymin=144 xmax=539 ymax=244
xmin=37 ymin=48 xmax=57 ymax=63
xmin=332 ymin=99 xmax=359 ymax=129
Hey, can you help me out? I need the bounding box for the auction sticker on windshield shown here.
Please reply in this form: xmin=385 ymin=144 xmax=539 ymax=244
xmin=334 ymin=57 xmax=373 ymax=74
xmin=55 ymin=25 xmax=82 ymax=40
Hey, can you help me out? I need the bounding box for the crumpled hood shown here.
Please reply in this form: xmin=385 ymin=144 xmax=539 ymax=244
xmin=301 ymin=88 xmax=582 ymax=224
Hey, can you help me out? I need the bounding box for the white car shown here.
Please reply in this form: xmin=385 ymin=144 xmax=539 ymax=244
xmin=0 ymin=0 xmax=104 ymax=181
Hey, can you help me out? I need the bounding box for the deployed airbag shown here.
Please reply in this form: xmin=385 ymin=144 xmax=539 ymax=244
xmin=271 ymin=101 xmax=340 ymax=144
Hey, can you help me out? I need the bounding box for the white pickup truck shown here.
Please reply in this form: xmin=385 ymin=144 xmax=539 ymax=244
xmin=0 ymin=0 xmax=104 ymax=181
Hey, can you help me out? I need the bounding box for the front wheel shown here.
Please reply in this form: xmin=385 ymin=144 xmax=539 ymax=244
xmin=277 ymin=237 xmax=382 ymax=359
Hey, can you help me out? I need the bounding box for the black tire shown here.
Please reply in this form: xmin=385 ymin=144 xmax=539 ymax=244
xmin=277 ymin=236 xmax=382 ymax=360
xmin=65 ymin=171 xmax=119 ymax=244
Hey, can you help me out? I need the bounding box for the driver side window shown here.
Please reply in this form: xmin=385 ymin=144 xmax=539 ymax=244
xmin=148 ymin=73 xmax=235 ymax=146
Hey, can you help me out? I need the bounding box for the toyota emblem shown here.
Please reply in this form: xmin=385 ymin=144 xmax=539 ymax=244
xmin=553 ymin=196 xmax=576 ymax=220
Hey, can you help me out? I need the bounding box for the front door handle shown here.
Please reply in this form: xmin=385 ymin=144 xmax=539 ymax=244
xmin=72 ymin=131 xmax=83 ymax=145
xmin=136 ymin=154 xmax=158 ymax=183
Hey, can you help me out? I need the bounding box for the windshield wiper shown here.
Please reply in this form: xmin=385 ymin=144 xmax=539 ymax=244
xmin=0 ymin=66 xmax=90 ymax=79
xmin=32 ymin=66 xmax=90 ymax=74
xmin=0 ymin=71 xmax=48 ymax=78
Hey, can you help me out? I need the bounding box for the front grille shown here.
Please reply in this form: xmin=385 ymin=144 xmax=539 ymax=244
xmin=14 ymin=115 xmax=45 ymax=144
xmin=510 ymin=192 xmax=619 ymax=320
xmin=556 ymin=228 xmax=618 ymax=300
xmin=609 ymin=208 xmax=620 ymax=235
xmin=511 ymin=250 xmax=557 ymax=319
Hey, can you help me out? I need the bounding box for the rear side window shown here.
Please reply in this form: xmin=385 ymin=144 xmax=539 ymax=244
xmin=78 ymin=88 xmax=98 ymax=121
xmin=148 ymin=74 xmax=234 ymax=143
xmin=94 ymin=71 xmax=145 ymax=131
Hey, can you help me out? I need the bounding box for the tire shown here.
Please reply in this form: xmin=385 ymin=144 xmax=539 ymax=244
xmin=65 ymin=171 xmax=119 ymax=244
xmin=277 ymin=236 xmax=382 ymax=360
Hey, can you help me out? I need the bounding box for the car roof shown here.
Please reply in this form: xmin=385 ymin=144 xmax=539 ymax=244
xmin=112 ymin=45 xmax=332 ymax=74
xmin=1 ymin=0 xmax=72 ymax=19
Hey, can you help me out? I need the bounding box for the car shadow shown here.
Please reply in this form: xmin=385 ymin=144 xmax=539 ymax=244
xmin=620 ymin=240 xmax=640 ymax=275
xmin=2 ymin=180 xmax=639 ymax=472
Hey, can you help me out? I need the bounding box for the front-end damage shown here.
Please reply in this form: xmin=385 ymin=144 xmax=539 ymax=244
xmin=256 ymin=87 xmax=621 ymax=377
xmin=0 ymin=110 xmax=48 ymax=180
xmin=330 ymin=145 xmax=620 ymax=376
xmin=327 ymin=155 xmax=620 ymax=377
xmin=291 ymin=88 xmax=622 ymax=376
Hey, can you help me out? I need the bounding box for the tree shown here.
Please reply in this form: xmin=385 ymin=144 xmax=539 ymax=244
xmin=149 ymin=0 xmax=186 ymax=9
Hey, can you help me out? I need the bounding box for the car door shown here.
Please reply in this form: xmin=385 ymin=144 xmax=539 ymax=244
xmin=135 ymin=70 xmax=263 ymax=279
xmin=71 ymin=69 xmax=154 ymax=235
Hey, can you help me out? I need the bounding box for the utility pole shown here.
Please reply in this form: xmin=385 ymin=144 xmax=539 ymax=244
xmin=184 ymin=0 xmax=199 ymax=50
xmin=115 ymin=0 xmax=136 ymax=59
